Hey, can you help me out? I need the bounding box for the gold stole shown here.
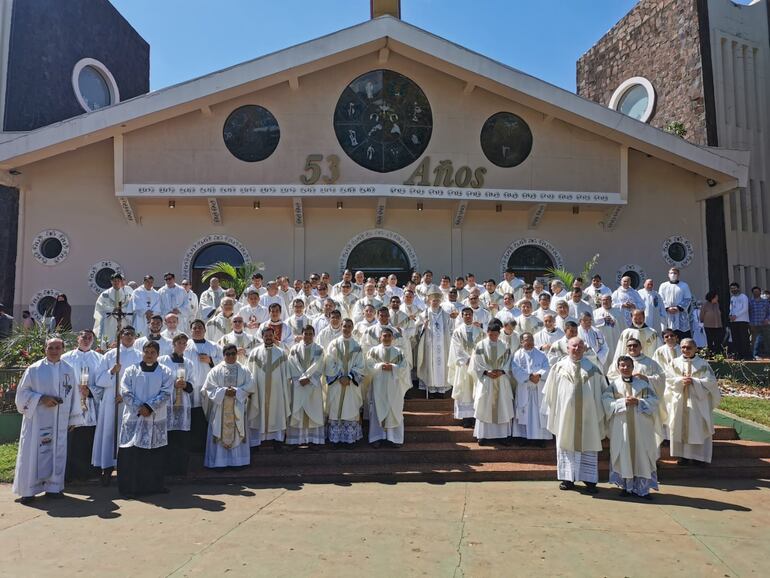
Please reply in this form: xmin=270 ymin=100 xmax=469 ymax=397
xmin=257 ymin=347 xmax=282 ymax=431
xmin=572 ymin=362 xmax=584 ymax=452
xmin=335 ymin=340 xmax=355 ymax=421
xmin=680 ymin=359 xmax=693 ymax=444
xmin=298 ymin=344 xmax=315 ymax=426
xmin=484 ymin=341 xmax=501 ymax=423
xmin=624 ymin=379 xmax=636 ymax=472
xmin=219 ymin=365 xmax=238 ymax=448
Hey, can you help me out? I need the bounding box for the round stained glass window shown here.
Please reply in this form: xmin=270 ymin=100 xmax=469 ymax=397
xmin=667 ymin=242 xmax=687 ymax=263
xmin=333 ymin=69 xmax=433 ymax=173
xmin=40 ymin=238 xmax=63 ymax=260
xmin=618 ymin=85 xmax=649 ymax=120
xmin=480 ymin=112 xmax=533 ymax=168
xmin=78 ymin=66 xmax=112 ymax=111
xmin=223 ymin=105 xmax=280 ymax=162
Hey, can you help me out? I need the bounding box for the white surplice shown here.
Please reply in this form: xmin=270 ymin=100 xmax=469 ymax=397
xmin=511 ymin=347 xmax=551 ymax=440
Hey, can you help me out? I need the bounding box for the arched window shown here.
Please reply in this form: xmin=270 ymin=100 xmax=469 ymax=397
xmin=191 ymin=243 xmax=245 ymax=294
xmin=346 ymin=237 xmax=412 ymax=285
xmin=507 ymin=245 xmax=555 ymax=284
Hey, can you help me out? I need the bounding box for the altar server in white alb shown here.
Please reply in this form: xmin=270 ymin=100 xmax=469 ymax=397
xmin=92 ymin=326 xmax=142 ymax=486
xmin=202 ymin=344 xmax=255 ymax=468
xmin=13 ymin=338 xmax=85 ymax=503
xmin=367 ymin=327 xmax=409 ymax=448
xmin=159 ymin=333 xmax=196 ymax=476
xmin=511 ymin=332 xmax=551 ymax=445
xmin=604 ymin=356 xmax=660 ymax=499
xmin=286 ymin=326 xmax=326 ymax=447
xmin=325 ymin=319 xmax=365 ymax=446
xmin=117 ymin=341 xmax=173 ymax=498
xmin=61 ymin=330 xmax=103 ymax=482
xmin=448 ymin=307 xmax=485 ymax=428
xmin=658 ymin=267 xmax=692 ymax=340
xmin=542 ymin=337 xmax=607 ymax=494
xmin=416 ymin=286 xmax=454 ymax=397
xmin=157 ymin=272 xmax=187 ymax=319
xmin=472 ymin=319 xmax=524 ymax=446
xmin=664 ymin=338 xmax=721 ymax=465
xmin=185 ymin=319 xmax=223 ymax=452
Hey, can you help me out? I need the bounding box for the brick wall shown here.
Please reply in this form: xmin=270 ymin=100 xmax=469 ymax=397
xmin=576 ymin=0 xmax=708 ymax=145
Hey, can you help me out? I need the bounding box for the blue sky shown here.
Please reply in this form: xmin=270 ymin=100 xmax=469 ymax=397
xmin=110 ymin=0 xmax=639 ymax=92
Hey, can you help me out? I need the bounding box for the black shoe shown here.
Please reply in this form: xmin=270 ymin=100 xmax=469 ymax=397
xmin=640 ymin=493 xmax=653 ymax=501
xmin=45 ymin=491 xmax=64 ymax=499
xmin=677 ymin=458 xmax=690 ymax=465
xmin=461 ymin=418 xmax=475 ymax=429
xmin=100 ymin=469 xmax=113 ymax=487
xmin=478 ymin=439 xmax=492 ymax=446
xmin=584 ymin=482 xmax=599 ymax=494
xmin=619 ymin=489 xmax=631 ymax=498
xmin=285 ymin=444 xmax=299 ymax=452
xmin=535 ymin=440 xmax=547 ymax=448
xmin=499 ymin=437 xmax=513 ymax=446
xmin=19 ymin=496 xmax=36 ymax=505
xmin=559 ymin=481 xmax=575 ymax=491
xmin=390 ymin=443 xmax=403 ymax=449
xmin=370 ymin=441 xmax=382 ymax=449
xmin=309 ymin=443 xmax=322 ymax=451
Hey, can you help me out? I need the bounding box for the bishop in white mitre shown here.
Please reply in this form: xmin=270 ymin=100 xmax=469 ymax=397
xmin=13 ymin=338 xmax=84 ymax=503
xmin=416 ymin=287 xmax=454 ymax=396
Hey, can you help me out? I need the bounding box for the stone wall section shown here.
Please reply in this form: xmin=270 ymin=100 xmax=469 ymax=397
xmin=576 ymin=0 xmax=708 ymax=145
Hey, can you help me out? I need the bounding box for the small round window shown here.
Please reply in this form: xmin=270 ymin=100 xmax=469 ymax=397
xmin=480 ymin=112 xmax=533 ymax=168
xmin=609 ymin=77 xmax=655 ymax=123
xmin=95 ymin=267 xmax=117 ymax=290
xmin=40 ymin=238 xmax=64 ymax=260
xmin=72 ymin=58 xmax=119 ymax=112
xmin=662 ymin=235 xmax=694 ymax=268
xmin=667 ymin=242 xmax=687 ymax=263
xmin=223 ymin=105 xmax=280 ymax=162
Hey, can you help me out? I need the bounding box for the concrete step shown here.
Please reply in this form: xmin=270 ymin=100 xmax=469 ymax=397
xmin=403 ymin=411 xmax=456 ymax=426
xmin=181 ymin=457 xmax=770 ymax=485
xmin=404 ymin=425 xmax=476 ymax=443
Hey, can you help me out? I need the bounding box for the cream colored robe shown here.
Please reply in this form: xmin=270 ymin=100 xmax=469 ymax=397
xmin=367 ymin=344 xmax=409 ymax=429
xmin=324 ymin=336 xmax=365 ymax=422
xmin=287 ymin=342 xmax=326 ymax=430
xmin=247 ymin=345 xmax=291 ymax=437
xmin=203 ymin=362 xmax=254 ymax=450
xmin=472 ymin=338 xmax=517 ymax=425
xmin=448 ymin=324 xmax=485 ymax=407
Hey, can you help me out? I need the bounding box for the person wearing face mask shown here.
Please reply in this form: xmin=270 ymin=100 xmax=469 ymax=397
xmin=728 ymin=282 xmax=751 ymax=360
xmin=658 ymin=268 xmax=692 ymax=341
xmin=748 ymin=286 xmax=770 ymax=359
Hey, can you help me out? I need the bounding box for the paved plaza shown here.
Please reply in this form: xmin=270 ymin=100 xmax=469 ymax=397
xmin=0 ymin=478 xmax=768 ymax=577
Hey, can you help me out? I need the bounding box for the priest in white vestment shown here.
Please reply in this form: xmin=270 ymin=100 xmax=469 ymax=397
xmin=542 ymin=337 xmax=607 ymax=493
xmin=612 ymin=276 xmax=644 ymax=327
xmin=131 ymin=275 xmax=161 ymax=338
xmin=157 ymin=273 xmax=187 ymax=318
xmin=664 ymin=339 xmax=721 ymax=464
xmin=472 ymin=319 xmax=526 ymax=445
xmin=317 ymin=310 xmax=344 ymax=352
xmin=658 ymin=267 xmax=693 ymax=339
xmin=325 ymin=320 xmax=365 ymax=445
xmin=568 ymin=288 xmax=593 ymax=320
xmin=61 ymin=330 xmax=102 ymax=482
xmin=206 ymin=297 xmax=237 ymax=343
xmin=180 ymin=279 xmax=198 ymax=330
xmin=92 ymin=327 xmax=142 ymax=484
xmin=611 ymin=309 xmax=661 ymax=365
xmin=638 ymin=279 xmax=666 ymax=334
xmin=367 ymin=328 xmax=410 ymax=447
xmin=13 ymin=338 xmax=84 ymax=502
xmin=603 ymin=356 xmax=659 ymax=498
xmin=257 ymin=303 xmax=294 ymax=351
xmin=416 ymin=288 xmax=454 ymax=396
xmin=185 ymin=320 xmax=223 ymax=452
xmin=577 ymin=312 xmax=610 ymax=372
xmin=512 ymin=333 xmax=551 ymax=443
xmin=498 ymin=269 xmax=525 ymax=301
xmin=286 ymin=326 xmax=326 ymax=447
xmin=534 ymin=314 xmax=564 ymax=354
xmin=495 ymin=293 xmax=521 ymax=326
xmin=593 ymin=295 xmax=624 ymax=361
xmin=117 ymin=341 xmax=173 ymax=498
xmin=554 ymin=301 xmax=578 ymax=332
xmin=247 ymin=327 xmax=291 ymax=449
xmin=547 ymin=322 xmax=579 ymax=366
xmin=583 ymin=275 xmax=612 ymax=308
xmin=159 ymin=333 xmax=196 ymax=475
xmin=286 ymin=299 xmax=313 ymax=345
xmin=653 ymin=329 xmax=681 ymax=373
xmin=218 ymin=315 xmax=258 ymax=364
xmin=199 ymin=277 xmax=226 ymax=320
xmin=203 ymin=345 xmax=254 ymax=468
xmin=135 ymin=315 xmax=173 ymax=357
xmin=500 ymin=320 xmax=521 ymax=354
xmin=93 ymin=273 xmax=134 ymax=344
xmin=515 ymin=300 xmax=543 ymax=336
xmin=449 ymin=308 xmax=485 ymax=426
xmin=161 ymin=313 xmax=182 ymax=340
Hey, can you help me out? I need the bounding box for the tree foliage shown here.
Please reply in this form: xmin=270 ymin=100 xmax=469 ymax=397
xmin=201 ymin=261 xmax=265 ymax=299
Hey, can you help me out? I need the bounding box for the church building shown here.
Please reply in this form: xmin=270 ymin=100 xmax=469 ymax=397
xmin=0 ymin=0 xmax=751 ymax=328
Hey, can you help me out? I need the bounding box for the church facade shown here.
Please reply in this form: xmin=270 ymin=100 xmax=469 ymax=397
xmin=0 ymin=3 xmax=750 ymax=329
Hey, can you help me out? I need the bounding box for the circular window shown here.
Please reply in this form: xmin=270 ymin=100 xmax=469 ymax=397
xmin=29 ymin=289 xmax=63 ymax=322
xmin=32 ymin=230 xmax=70 ymax=266
xmin=609 ymin=77 xmax=655 ymax=123
xmin=616 ymin=264 xmax=646 ymax=290
xmin=72 ymin=58 xmax=120 ymax=113
xmin=507 ymin=245 xmax=554 ymax=284
xmin=346 ymin=237 xmax=412 ymax=285
xmin=333 ymin=69 xmax=433 ymax=173
xmin=662 ymin=235 xmax=694 ymax=268
xmin=191 ymin=243 xmax=245 ymax=294
xmin=88 ymin=260 xmax=123 ymax=294
xmin=223 ymin=105 xmax=280 ymax=162
xmin=40 ymin=238 xmax=63 ymax=260
xmin=480 ymin=112 xmax=533 ymax=168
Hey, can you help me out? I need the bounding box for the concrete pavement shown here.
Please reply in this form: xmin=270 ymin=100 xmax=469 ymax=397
xmin=0 ymin=479 xmax=768 ymax=577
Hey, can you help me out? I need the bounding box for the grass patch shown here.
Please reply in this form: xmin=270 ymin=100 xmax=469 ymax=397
xmin=719 ymin=397 xmax=770 ymax=428
xmin=0 ymin=442 xmax=17 ymax=483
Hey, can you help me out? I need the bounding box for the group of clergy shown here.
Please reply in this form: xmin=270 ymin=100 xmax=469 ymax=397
xmin=12 ymin=265 xmax=718 ymax=503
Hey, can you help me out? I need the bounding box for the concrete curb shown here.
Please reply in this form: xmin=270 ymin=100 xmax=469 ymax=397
xmin=713 ymin=409 xmax=770 ymax=443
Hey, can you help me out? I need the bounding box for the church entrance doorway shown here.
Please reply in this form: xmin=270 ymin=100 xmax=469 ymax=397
xmin=191 ymin=242 xmax=245 ymax=294
xmin=507 ymin=244 xmax=555 ymax=284
xmin=346 ymin=237 xmax=413 ymax=285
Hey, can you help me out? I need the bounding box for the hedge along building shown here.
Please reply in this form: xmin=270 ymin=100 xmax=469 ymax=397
xmin=0 ymin=5 xmax=750 ymax=330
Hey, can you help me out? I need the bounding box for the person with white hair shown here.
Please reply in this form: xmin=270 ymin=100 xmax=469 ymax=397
xmin=542 ymin=336 xmax=607 ymax=494
xmin=612 ymin=276 xmax=644 ymax=328
xmin=13 ymin=337 xmax=84 ymax=503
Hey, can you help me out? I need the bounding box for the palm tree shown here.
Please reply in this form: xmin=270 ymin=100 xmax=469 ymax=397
xmin=202 ymin=261 xmax=265 ymax=299
xmin=545 ymin=254 xmax=600 ymax=289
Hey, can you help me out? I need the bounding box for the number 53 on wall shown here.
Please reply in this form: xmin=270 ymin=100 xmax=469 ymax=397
xmin=300 ymin=154 xmax=340 ymax=185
